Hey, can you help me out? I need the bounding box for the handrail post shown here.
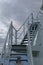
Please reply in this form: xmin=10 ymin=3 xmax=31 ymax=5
xmin=27 ymin=28 xmax=34 ymax=65
xmin=15 ymin=30 xmax=17 ymax=45
xmin=27 ymin=16 xmax=29 ymax=30
xmin=23 ymin=24 xmax=25 ymax=36
xmin=8 ymin=22 xmax=13 ymax=57
xmin=10 ymin=22 xmax=13 ymax=45
xmin=6 ymin=22 xmax=13 ymax=57
xmin=31 ymin=13 xmax=33 ymax=23
xmin=27 ymin=18 xmax=34 ymax=65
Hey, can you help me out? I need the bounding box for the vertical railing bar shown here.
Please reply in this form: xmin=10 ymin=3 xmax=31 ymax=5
xmin=31 ymin=13 xmax=34 ymax=23
xmin=7 ymin=30 xmax=11 ymax=57
xmin=15 ymin=30 xmax=17 ymax=45
xmin=1 ymin=22 xmax=13 ymax=58
xmin=1 ymin=24 xmax=11 ymax=58
xmin=10 ymin=22 xmax=13 ymax=45
xmin=23 ymin=23 xmax=25 ymax=37
xmin=27 ymin=21 xmax=34 ymax=65
xmin=27 ymin=16 xmax=29 ymax=31
xmin=8 ymin=22 xmax=13 ymax=57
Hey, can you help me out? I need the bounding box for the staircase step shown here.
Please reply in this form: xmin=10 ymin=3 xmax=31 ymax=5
xmin=30 ymin=33 xmax=33 ymax=34
xmin=10 ymin=53 xmax=27 ymax=56
xmin=23 ymin=41 xmax=28 ymax=43
xmin=30 ymin=33 xmax=33 ymax=35
xmin=23 ymin=39 xmax=28 ymax=41
xmin=21 ymin=42 xmax=28 ymax=45
xmin=24 ymin=36 xmax=28 ymax=39
xmin=30 ymin=36 xmax=33 ymax=38
xmin=9 ymin=58 xmax=28 ymax=62
xmin=12 ymin=45 xmax=27 ymax=48
xmin=11 ymin=45 xmax=27 ymax=53
xmin=11 ymin=49 xmax=27 ymax=53
xmin=10 ymin=53 xmax=27 ymax=58
xmin=30 ymin=35 xmax=33 ymax=37
xmin=21 ymin=39 xmax=28 ymax=44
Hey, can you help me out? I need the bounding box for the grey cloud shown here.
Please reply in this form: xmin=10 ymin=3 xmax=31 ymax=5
xmin=0 ymin=1 xmax=29 ymax=22
xmin=0 ymin=0 xmax=42 ymax=25
xmin=0 ymin=0 xmax=42 ymax=46
xmin=0 ymin=37 xmax=5 ymax=45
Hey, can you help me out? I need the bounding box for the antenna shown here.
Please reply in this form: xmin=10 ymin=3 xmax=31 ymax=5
xmin=41 ymin=0 xmax=43 ymax=10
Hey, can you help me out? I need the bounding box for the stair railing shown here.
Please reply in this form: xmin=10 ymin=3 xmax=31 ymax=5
xmin=1 ymin=16 xmax=30 ymax=58
xmin=30 ymin=22 xmax=40 ymax=46
xmin=17 ymin=16 xmax=29 ymax=45
xmin=1 ymin=22 xmax=17 ymax=58
xmin=1 ymin=13 xmax=34 ymax=58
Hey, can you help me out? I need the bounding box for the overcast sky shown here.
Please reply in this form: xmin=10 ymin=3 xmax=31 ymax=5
xmin=0 ymin=0 xmax=42 ymax=25
xmin=0 ymin=0 xmax=42 ymax=47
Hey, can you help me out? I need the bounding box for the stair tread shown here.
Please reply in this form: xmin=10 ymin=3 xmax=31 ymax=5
xmin=23 ymin=39 xmax=28 ymax=41
xmin=9 ymin=58 xmax=28 ymax=62
xmin=10 ymin=53 xmax=27 ymax=56
xmin=12 ymin=45 xmax=26 ymax=46
xmin=12 ymin=44 xmax=26 ymax=46
xmin=11 ymin=44 xmax=27 ymax=53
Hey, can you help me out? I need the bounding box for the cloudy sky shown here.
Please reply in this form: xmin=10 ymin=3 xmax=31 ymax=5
xmin=0 ymin=0 xmax=42 ymax=47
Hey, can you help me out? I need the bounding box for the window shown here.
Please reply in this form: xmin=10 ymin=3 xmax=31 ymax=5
xmin=32 ymin=51 xmax=39 ymax=57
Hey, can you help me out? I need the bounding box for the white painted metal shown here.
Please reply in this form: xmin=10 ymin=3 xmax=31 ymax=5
xmin=27 ymin=19 xmax=34 ymax=65
xmin=0 ymin=11 xmax=41 ymax=65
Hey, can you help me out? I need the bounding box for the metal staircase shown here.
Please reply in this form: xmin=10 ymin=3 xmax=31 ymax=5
xmin=29 ymin=22 xmax=40 ymax=46
xmin=1 ymin=14 xmax=40 ymax=65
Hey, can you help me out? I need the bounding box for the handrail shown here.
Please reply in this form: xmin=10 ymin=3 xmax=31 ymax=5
xmin=1 ymin=13 xmax=33 ymax=58
xmin=1 ymin=22 xmax=11 ymax=58
xmin=17 ymin=13 xmax=34 ymax=32
xmin=12 ymin=25 xmax=17 ymax=31
xmin=1 ymin=22 xmax=17 ymax=58
xmin=17 ymin=16 xmax=29 ymax=32
xmin=17 ymin=30 xmax=24 ymax=39
xmin=11 ymin=13 xmax=32 ymax=32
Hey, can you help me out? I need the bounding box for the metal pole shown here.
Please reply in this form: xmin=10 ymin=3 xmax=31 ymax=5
xmin=7 ymin=22 xmax=13 ymax=57
xmin=10 ymin=22 xmax=13 ymax=45
xmin=15 ymin=30 xmax=17 ymax=45
xmin=31 ymin=13 xmax=33 ymax=23
xmin=9 ymin=22 xmax=13 ymax=56
xmin=23 ymin=24 xmax=25 ymax=36
xmin=27 ymin=20 xmax=34 ymax=65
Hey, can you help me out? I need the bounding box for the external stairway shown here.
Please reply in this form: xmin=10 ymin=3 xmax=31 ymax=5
xmin=0 ymin=13 xmax=40 ymax=65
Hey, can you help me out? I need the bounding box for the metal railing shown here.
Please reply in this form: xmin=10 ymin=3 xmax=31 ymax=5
xmin=1 ymin=16 xmax=30 ymax=58
xmin=17 ymin=16 xmax=29 ymax=45
xmin=1 ymin=12 xmax=41 ymax=58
